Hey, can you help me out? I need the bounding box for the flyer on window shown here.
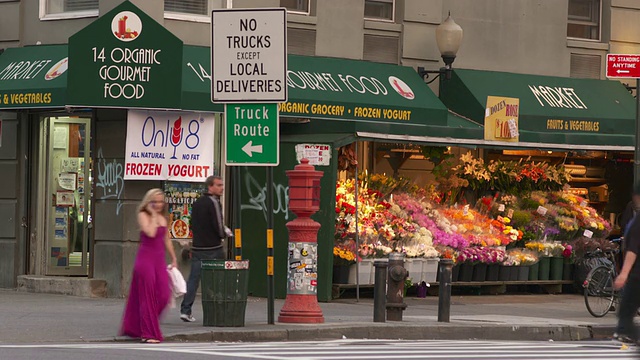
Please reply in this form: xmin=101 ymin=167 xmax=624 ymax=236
xmin=164 ymin=182 xmax=206 ymax=240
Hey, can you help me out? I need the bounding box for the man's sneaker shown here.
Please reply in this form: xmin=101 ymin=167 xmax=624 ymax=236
xmin=614 ymin=333 xmax=636 ymax=344
xmin=180 ymin=313 xmax=196 ymax=322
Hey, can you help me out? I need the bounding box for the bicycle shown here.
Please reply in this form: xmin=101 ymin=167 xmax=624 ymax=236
xmin=582 ymin=238 xmax=640 ymax=318
xmin=583 ymin=238 xmax=622 ymax=317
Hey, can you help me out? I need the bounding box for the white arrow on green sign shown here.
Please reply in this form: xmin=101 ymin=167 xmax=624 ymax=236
xmin=225 ymin=103 xmax=279 ymax=166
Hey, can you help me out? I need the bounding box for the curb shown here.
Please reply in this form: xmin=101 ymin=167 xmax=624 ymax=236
xmin=158 ymin=324 xmax=593 ymax=343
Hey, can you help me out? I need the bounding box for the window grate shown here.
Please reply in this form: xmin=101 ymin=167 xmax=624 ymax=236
xmin=165 ymin=0 xmax=207 ymax=15
xmin=570 ymin=54 xmax=601 ymax=79
xmin=63 ymin=0 xmax=98 ymax=11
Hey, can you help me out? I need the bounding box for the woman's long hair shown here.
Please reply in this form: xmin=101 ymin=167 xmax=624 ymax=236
xmin=137 ymin=188 xmax=168 ymax=217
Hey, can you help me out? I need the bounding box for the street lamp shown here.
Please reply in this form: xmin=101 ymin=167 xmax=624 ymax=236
xmin=418 ymin=13 xmax=463 ymax=83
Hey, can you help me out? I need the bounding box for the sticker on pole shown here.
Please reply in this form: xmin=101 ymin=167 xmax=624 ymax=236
xmin=225 ymin=260 xmax=250 ymax=270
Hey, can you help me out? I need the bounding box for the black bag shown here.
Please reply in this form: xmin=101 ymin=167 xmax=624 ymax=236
xmin=574 ymin=256 xmax=613 ymax=289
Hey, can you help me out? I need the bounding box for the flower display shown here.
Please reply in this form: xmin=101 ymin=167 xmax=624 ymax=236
xmin=333 ymin=246 xmax=356 ymax=266
xmin=504 ymin=249 xmax=539 ymax=266
xmin=440 ymin=152 xmax=571 ymax=197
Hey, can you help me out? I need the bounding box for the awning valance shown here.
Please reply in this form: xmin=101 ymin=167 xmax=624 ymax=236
xmin=440 ymin=68 xmax=636 ymax=149
xmin=0 ymin=45 xmax=68 ymax=109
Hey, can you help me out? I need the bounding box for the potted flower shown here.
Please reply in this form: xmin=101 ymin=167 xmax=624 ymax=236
xmin=333 ymin=246 xmax=356 ymax=284
xmin=561 ymin=243 xmax=574 ymax=281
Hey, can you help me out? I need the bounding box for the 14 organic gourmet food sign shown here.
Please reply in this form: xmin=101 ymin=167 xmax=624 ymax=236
xmin=67 ymin=1 xmax=182 ymax=109
xmin=124 ymin=111 xmax=215 ymax=182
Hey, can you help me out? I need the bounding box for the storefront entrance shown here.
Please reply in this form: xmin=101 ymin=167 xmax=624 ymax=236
xmin=40 ymin=116 xmax=92 ymax=276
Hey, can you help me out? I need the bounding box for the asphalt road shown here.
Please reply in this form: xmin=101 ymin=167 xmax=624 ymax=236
xmin=0 ymin=339 xmax=637 ymax=360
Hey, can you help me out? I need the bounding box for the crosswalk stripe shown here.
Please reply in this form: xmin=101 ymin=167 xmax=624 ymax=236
xmin=0 ymin=339 xmax=637 ymax=359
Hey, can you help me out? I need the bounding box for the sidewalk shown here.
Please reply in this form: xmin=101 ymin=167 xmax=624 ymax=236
xmin=0 ymin=289 xmax=621 ymax=344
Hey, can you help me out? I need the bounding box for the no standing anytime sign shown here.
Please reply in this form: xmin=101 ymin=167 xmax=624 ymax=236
xmin=211 ymin=8 xmax=287 ymax=103
xmin=606 ymin=54 xmax=640 ymax=79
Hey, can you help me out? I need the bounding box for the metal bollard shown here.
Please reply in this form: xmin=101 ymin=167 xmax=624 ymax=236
xmin=373 ymin=259 xmax=388 ymax=322
xmin=438 ymin=259 xmax=453 ymax=322
xmin=386 ymin=252 xmax=408 ymax=321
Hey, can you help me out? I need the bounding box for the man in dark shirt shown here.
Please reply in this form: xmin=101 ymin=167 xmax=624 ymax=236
xmin=180 ymin=175 xmax=227 ymax=322
xmin=613 ymin=185 xmax=640 ymax=344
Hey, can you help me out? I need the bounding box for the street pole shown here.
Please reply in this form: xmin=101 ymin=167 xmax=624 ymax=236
xmin=234 ymin=167 xmax=242 ymax=260
xmin=266 ymin=167 xmax=275 ymax=324
xmin=636 ymin=78 xmax=640 ymax=188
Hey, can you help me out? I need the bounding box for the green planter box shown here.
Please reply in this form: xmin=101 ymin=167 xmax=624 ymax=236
xmin=538 ymin=256 xmax=551 ymax=281
xmin=529 ymin=262 xmax=539 ymax=281
xmin=550 ymin=257 xmax=564 ymax=280
xmin=201 ymin=260 xmax=250 ymax=327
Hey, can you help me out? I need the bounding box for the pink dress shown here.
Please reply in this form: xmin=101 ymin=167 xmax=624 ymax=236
xmin=120 ymin=226 xmax=170 ymax=341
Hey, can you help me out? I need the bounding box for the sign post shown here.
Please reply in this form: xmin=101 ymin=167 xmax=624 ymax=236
xmin=212 ymin=8 xmax=287 ymax=326
xmin=606 ymin=54 xmax=640 ymax=189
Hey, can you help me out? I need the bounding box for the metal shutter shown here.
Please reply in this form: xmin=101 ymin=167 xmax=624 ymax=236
xmin=363 ymin=34 xmax=399 ymax=64
xmin=570 ymin=53 xmax=601 ymax=79
xmin=165 ymin=0 xmax=207 ymax=15
xmin=288 ymin=28 xmax=316 ymax=56
xmin=63 ymin=0 xmax=98 ymax=11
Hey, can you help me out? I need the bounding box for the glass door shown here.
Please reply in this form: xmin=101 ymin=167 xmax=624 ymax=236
xmin=45 ymin=117 xmax=92 ymax=276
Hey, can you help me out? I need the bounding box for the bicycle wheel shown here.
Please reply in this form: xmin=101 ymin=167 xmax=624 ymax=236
xmin=584 ymin=265 xmax=615 ymax=318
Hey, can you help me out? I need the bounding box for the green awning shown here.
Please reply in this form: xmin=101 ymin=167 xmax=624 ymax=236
xmin=0 ymin=45 xmax=68 ymax=109
xmin=440 ymin=68 xmax=636 ymax=149
xmin=281 ymin=54 xmax=449 ymax=132
xmin=182 ymin=45 xmax=223 ymax=112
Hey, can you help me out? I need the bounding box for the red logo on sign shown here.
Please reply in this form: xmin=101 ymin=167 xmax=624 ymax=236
xmin=606 ymin=54 xmax=640 ymax=79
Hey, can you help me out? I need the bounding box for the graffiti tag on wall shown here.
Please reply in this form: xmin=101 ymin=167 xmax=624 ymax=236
xmin=96 ymin=147 xmax=124 ymax=215
xmin=241 ymin=171 xmax=289 ymax=222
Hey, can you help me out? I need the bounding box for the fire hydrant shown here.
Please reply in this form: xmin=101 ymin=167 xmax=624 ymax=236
xmin=386 ymin=252 xmax=408 ymax=321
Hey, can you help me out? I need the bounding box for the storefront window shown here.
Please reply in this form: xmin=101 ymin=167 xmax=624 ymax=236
xmin=40 ymin=0 xmax=98 ymax=19
xmin=567 ymin=0 xmax=600 ymax=41
xmin=365 ymin=0 xmax=394 ymax=22
xmin=44 ymin=117 xmax=92 ymax=275
xmin=280 ymin=0 xmax=310 ymax=14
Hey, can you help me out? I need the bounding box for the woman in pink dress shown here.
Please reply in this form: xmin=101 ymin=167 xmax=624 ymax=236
xmin=121 ymin=188 xmax=178 ymax=343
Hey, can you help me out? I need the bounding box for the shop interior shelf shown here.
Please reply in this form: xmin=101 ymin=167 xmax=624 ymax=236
xmin=569 ymin=177 xmax=606 ymax=183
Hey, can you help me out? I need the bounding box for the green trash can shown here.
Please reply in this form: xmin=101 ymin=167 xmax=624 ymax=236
xmin=200 ymin=260 xmax=250 ymax=327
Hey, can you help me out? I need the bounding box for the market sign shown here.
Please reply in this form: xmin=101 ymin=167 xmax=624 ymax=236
xmin=0 ymin=44 xmax=68 ymax=109
xmin=484 ymin=96 xmax=519 ymax=142
xmin=67 ymin=1 xmax=182 ymax=109
xmin=606 ymin=54 xmax=640 ymax=79
xmin=211 ymin=8 xmax=287 ymax=103
xmin=225 ymin=103 xmax=279 ymax=166
xmin=278 ymin=54 xmax=448 ymax=127
xmin=124 ymin=110 xmax=215 ymax=182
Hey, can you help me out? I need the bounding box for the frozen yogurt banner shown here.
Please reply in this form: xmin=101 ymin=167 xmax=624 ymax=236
xmin=125 ymin=110 xmax=215 ymax=182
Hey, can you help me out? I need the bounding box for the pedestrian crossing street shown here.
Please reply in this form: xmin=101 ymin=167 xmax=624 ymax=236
xmin=3 ymin=339 xmax=638 ymax=359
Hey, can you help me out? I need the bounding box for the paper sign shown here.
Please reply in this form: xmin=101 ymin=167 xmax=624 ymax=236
xmin=580 ymin=200 xmax=588 ymax=208
xmin=497 ymin=216 xmax=504 ymax=222
xmin=295 ymin=144 xmax=331 ymax=166
xmin=498 ymin=204 xmax=505 ymax=212
xmin=58 ymin=173 xmax=77 ymax=191
xmin=583 ymin=229 xmax=593 ymax=238
xmin=56 ymin=191 xmax=75 ymax=206
xmin=537 ymin=206 xmax=548 ymax=216
xmin=507 ymin=209 xmax=514 ymax=218
xmin=463 ymin=204 xmax=470 ymax=215
xmin=507 ymin=119 xmax=519 ymax=137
